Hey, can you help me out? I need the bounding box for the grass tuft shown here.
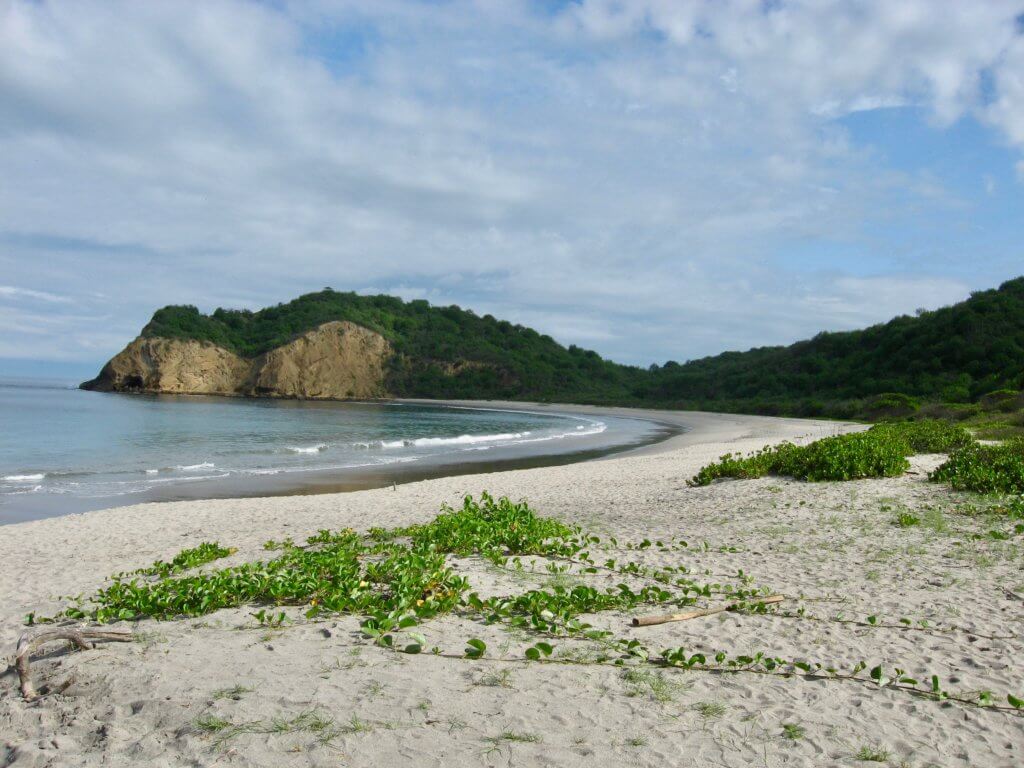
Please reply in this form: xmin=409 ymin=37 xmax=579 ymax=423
xmin=855 ymin=745 xmax=891 ymax=762
xmin=781 ymin=722 xmax=805 ymax=741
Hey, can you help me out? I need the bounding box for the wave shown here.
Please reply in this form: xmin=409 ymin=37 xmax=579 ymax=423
xmin=287 ymin=444 xmax=328 ymax=454
xmin=347 ymin=422 xmax=606 ymax=452
xmin=176 ymin=462 xmax=215 ymax=471
xmin=4 ymin=473 xmax=45 ymax=482
xmin=377 ymin=431 xmax=533 ymax=449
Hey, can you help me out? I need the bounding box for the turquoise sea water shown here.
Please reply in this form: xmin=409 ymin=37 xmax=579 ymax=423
xmin=0 ymin=378 xmax=666 ymax=523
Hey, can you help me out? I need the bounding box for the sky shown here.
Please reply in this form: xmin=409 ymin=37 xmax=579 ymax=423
xmin=2 ymin=0 xmax=1024 ymax=379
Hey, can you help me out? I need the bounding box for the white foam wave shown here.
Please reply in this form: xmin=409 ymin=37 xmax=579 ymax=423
xmin=4 ymin=473 xmax=45 ymax=482
xmin=176 ymin=462 xmax=215 ymax=471
xmin=287 ymin=444 xmax=328 ymax=454
xmin=379 ymin=432 xmax=530 ymax=449
xmin=352 ymin=423 xmax=605 ymax=452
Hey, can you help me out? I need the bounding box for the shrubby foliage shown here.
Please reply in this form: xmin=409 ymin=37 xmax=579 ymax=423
xmin=930 ymin=439 xmax=1024 ymax=494
xmin=870 ymin=420 xmax=974 ymax=454
xmin=689 ymin=430 xmax=906 ymax=486
xmin=689 ymin=421 xmax=972 ymax=486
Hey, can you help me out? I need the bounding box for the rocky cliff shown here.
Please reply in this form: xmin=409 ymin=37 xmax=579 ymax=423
xmin=81 ymin=321 xmax=392 ymax=399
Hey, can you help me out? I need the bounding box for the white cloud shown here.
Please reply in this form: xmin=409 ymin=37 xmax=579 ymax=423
xmin=0 ymin=0 xmax=1021 ymax=366
xmin=0 ymin=285 xmax=71 ymax=304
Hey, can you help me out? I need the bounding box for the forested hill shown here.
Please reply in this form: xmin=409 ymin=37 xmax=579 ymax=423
xmin=138 ymin=277 xmax=1024 ymax=412
xmin=638 ymin=276 xmax=1024 ymax=413
xmin=141 ymin=291 xmax=643 ymax=402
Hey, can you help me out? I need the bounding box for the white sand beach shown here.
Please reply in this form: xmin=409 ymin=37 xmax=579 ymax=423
xmin=1 ymin=406 xmax=1022 ymax=767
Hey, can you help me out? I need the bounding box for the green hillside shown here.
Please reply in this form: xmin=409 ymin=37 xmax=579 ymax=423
xmin=140 ymin=276 xmax=1024 ymax=414
xmin=640 ymin=276 xmax=1024 ymax=415
xmin=142 ymin=291 xmax=643 ymax=402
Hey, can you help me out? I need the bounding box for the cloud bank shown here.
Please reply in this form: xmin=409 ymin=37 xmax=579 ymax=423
xmin=1 ymin=0 xmax=1023 ymax=366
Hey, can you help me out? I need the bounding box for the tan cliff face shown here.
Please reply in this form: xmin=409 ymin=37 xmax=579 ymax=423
xmin=83 ymin=337 xmax=250 ymax=396
xmin=250 ymin=322 xmax=392 ymax=399
xmin=82 ymin=321 xmax=392 ymax=400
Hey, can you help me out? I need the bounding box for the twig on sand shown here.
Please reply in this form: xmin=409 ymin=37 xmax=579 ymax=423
xmin=15 ymin=628 xmax=134 ymax=700
xmin=1003 ymin=587 xmax=1024 ymax=603
xmin=631 ymin=594 xmax=785 ymax=627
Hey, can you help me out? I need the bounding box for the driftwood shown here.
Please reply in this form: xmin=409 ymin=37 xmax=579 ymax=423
xmin=15 ymin=628 xmax=134 ymax=700
xmin=631 ymin=594 xmax=785 ymax=627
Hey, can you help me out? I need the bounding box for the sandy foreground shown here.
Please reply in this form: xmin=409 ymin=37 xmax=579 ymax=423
xmin=1 ymin=406 xmax=1022 ymax=767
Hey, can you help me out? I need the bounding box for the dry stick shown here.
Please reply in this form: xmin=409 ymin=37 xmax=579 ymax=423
xmin=632 ymin=594 xmax=784 ymax=627
xmin=16 ymin=628 xmax=134 ymax=700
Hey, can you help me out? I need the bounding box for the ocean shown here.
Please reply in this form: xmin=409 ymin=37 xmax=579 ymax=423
xmin=0 ymin=378 xmax=668 ymax=523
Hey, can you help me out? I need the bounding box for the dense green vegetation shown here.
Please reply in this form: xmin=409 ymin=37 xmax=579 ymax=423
xmin=140 ymin=276 xmax=1024 ymax=411
xmin=688 ymin=421 xmax=973 ymax=486
xmin=689 ymin=417 xmax=1024 ymax=495
xmin=871 ymin=420 xmax=975 ymax=453
xmin=640 ymin=277 xmax=1024 ymax=413
xmin=930 ymin=439 xmax=1024 ymax=494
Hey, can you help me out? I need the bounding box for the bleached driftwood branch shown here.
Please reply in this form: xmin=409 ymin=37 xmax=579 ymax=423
xmin=15 ymin=628 xmax=134 ymax=700
xmin=631 ymin=594 xmax=785 ymax=627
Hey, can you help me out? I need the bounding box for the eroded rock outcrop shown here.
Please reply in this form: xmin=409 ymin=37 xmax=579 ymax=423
xmin=82 ymin=321 xmax=392 ymax=400
xmin=249 ymin=321 xmax=391 ymax=399
xmin=81 ymin=337 xmax=250 ymax=395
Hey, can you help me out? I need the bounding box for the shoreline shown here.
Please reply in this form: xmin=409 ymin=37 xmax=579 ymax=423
xmin=395 ymin=398 xmax=855 ymax=458
xmin=0 ymin=398 xmax=844 ymax=525
xmin=0 ymin=398 xmax=680 ymax=525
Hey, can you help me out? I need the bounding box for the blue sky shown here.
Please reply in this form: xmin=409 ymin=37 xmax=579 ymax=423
xmin=2 ymin=0 xmax=1024 ymax=379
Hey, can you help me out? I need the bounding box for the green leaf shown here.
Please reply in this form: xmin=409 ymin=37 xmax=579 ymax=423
xmin=1008 ymin=694 xmax=1024 ymax=709
xmin=465 ymin=638 xmax=486 ymax=659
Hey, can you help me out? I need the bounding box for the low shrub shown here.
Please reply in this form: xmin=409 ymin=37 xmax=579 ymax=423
xmin=870 ymin=420 xmax=974 ymax=454
xmin=861 ymin=392 xmax=920 ymax=420
xmin=929 ymin=439 xmax=1024 ymax=494
xmin=917 ymin=402 xmax=979 ymax=422
xmin=776 ymin=431 xmax=910 ymax=481
xmin=978 ymin=389 xmax=1021 ymax=412
xmin=689 ymin=420 xmax=974 ymax=486
xmin=689 ymin=430 xmax=909 ymax=486
xmin=380 ymin=492 xmax=581 ymax=562
xmin=687 ymin=443 xmax=797 ymax=486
